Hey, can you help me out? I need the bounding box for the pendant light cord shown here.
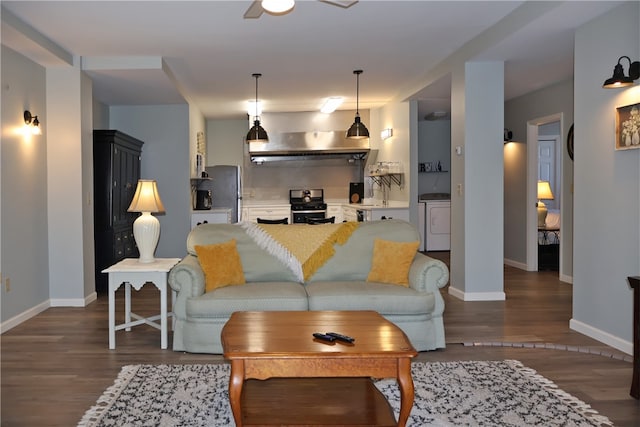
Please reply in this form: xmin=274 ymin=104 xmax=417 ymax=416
xmin=253 ymin=73 xmax=261 ymax=119
xmin=346 ymin=69 xmax=369 ymax=139
xmin=354 ymin=69 xmax=362 ymax=116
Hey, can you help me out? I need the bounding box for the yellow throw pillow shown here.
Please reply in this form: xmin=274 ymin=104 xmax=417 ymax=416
xmin=194 ymin=239 xmax=246 ymax=292
xmin=367 ymin=238 xmax=420 ymax=286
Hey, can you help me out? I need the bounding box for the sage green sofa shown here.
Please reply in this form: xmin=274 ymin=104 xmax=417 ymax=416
xmin=168 ymin=219 xmax=449 ymax=353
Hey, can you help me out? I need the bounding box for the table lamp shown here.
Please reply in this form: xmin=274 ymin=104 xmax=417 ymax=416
xmin=537 ymin=180 xmax=554 ymax=228
xmin=127 ymin=179 xmax=165 ymax=263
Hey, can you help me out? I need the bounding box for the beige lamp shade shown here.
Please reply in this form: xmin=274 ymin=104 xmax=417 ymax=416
xmin=128 ymin=180 xmax=165 ymax=213
xmin=537 ymin=181 xmax=554 ymax=200
xmin=537 ymin=181 xmax=554 ymax=228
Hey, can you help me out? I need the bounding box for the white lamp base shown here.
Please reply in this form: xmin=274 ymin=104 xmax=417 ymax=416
xmin=537 ymin=201 xmax=548 ymax=228
xmin=133 ymin=212 xmax=160 ymax=263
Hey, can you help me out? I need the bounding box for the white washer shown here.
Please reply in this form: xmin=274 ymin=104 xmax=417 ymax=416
xmin=418 ymin=202 xmax=426 ymax=251
xmin=423 ymin=199 xmax=451 ymax=251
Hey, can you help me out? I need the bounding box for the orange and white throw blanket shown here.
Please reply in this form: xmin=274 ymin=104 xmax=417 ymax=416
xmin=240 ymin=221 xmax=359 ymax=281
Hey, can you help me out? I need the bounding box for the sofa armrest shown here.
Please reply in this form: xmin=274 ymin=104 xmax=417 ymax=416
xmin=169 ymin=254 xmax=205 ymax=296
xmin=408 ymin=253 xmax=449 ymax=293
xmin=168 ymin=255 xmax=205 ymax=320
xmin=408 ymin=253 xmax=448 ymax=321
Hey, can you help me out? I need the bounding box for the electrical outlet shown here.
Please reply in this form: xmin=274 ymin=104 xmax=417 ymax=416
xmin=5 ymin=277 xmax=10 ymax=292
xmin=457 ymin=183 xmax=463 ymax=196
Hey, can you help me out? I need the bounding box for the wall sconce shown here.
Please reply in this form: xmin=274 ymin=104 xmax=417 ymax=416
xmin=503 ymin=128 xmax=513 ymax=142
xmin=23 ymin=110 xmax=42 ymax=135
xmin=603 ymin=56 xmax=640 ymax=88
xmin=380 ymin=128 xmax=393 ymax=140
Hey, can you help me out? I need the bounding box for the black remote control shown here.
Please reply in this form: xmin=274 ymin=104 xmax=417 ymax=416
xmin=313 ymin=333 xmax=336 ymax=342
xmin=326 ymin=332 xmax=355 ymax=343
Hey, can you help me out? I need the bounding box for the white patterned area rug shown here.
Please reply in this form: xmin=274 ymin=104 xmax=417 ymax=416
xmin=79 ymin=360 xmax=613 ymax=427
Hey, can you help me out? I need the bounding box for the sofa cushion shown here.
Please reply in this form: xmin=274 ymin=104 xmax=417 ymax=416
xmin=187 ymin=224 xmax=299 ymax=283
xmin=367 ymin=238 xmax=419 ymax=286
xmin=308 ymin=220 xmax=420 ymax=282
xmin=187 ymin=282 xmax=308 ymax=319
xmin=306 ymin=281 xmax=434 ymax=315
xmin=194 ymin=240 xmax=246 ymax=292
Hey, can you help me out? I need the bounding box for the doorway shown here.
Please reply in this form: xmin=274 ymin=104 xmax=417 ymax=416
xmin=526 ymin=113 xmax=564 ymax=273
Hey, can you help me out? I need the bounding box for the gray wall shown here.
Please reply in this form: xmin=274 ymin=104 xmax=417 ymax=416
xmin=539 ymin=121 xmax=560 ymax=136
xmin=110 ymin=105 xmax=192 ymax=259
xmin=418 ymin=120 xmax=451 ymax=195
xmin=92 ymin=99 xmax=109 ymax=129
xmin=504 ymin=79 xmax=574 ymax=274
xmin=206 ymin=118 xmax=245 ymax=166
xmin=572 ymin=1 xmax=639 ymax=354
xmin=1 ymin=46 xmax=50 ymax=324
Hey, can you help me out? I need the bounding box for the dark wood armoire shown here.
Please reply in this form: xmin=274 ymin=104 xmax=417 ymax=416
xmin=93 ymin=130 xmax=144 ymax=293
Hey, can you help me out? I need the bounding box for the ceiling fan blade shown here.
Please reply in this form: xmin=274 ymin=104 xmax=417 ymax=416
xmin=244 ymin=0 xmax=264 ymax=19
xmin=319 ymin=0 xmax=358 ymax=8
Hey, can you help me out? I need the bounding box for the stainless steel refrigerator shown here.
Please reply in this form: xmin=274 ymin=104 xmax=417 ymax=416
xmin=203 ymin=165 xmax=242 ymax=223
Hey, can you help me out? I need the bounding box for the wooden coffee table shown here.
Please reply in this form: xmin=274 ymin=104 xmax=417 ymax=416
xmin=221 ymin=310 xmax=417 ymax=426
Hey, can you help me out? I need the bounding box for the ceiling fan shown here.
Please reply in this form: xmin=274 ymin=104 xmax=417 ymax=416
xmin=244 ymin=0 xmax=358 ymax=19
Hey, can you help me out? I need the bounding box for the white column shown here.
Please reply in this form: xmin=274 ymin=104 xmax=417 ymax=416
xmin=46 ymin=60 xmax=91 ymax=304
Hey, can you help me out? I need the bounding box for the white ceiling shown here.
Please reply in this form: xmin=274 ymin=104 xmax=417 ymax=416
xmin=1 ymin=1 xmax=623 ymax=121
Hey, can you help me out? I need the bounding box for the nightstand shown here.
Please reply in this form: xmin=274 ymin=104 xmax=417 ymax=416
xmin=538 ymin=227 xmax=559 ymax=271
xmin=102 ymin=257 xmax=180 ymax=349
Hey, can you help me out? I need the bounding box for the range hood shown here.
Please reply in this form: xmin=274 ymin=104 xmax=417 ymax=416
xmin=248 ymin=131 xmax=369 ymax=163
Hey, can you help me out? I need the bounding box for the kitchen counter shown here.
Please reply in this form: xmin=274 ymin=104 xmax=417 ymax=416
xmin=325 ymin=199 xmax=409 ymax=210
xmin=242 ymin=199 xmax=410 ymax=223
xmin=191 ymin=208 xmax=233 ymax=228
xmin=192 ymin=208 xmax=234 ymax=214
xmin=243 ymin=199 xmax=410 ymax=210
xmin=353 ymin=201 xmax=409 ymax=210
xmin=243 ymin=199 xmax=289 ymax=207
xmin=341 ymin=200 xmax=410 ymax=222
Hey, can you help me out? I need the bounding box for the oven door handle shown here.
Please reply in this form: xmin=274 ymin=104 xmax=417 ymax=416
xmin=293 ymin=210 xmax=327 ymax=214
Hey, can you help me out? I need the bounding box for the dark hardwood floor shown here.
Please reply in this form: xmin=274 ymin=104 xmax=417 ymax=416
xmin=2 ymin=253 xmax=639 ymax=426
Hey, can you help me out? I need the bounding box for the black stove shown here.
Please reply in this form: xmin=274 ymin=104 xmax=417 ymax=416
xmin=290 ymin=189 xmax=327 ymax=223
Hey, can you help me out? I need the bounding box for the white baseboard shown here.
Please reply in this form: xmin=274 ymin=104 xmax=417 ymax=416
xmin=448 ymin=286 xmax=506 ymax=301
xmin=504 ymin=258 xmax=528 ymax=270
xmin=1 ymin=292 xmax=98 ymax=334
xmin=559 ymin=273 xmax=573 ymax=284
xmin=505 ymin=258 xmax=574 ymax=284
xmin=570 ymin=318 xmax=632 ymax=355
xmin=50 ymin=292 xmax=97 ymax=307
xmin=0 ymin=300 xmax=49 ymax=334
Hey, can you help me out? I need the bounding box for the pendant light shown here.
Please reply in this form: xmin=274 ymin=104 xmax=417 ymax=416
xmin=346 ymin=69 xmax=369 ymax=140
xmin=246 ymin=73 xmax=269 ymax=143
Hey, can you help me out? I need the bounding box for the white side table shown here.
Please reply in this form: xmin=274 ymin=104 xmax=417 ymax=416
xmin=102 ymin=257 xmax=181 ymax=349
